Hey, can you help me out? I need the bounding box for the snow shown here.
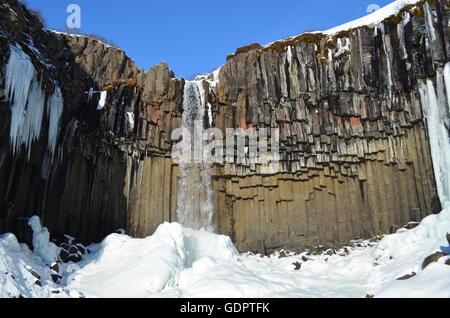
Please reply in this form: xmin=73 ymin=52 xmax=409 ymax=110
xmin=323 ymin=0 xmax=420 ymax=35
xmin=0 ymin=207 xmax=448 ymax=298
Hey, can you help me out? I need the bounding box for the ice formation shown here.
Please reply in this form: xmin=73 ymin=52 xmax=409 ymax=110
xmin=27 ymin=216 xmax=59 ymax=264
xmin=5 ymin=44 xmax=64 ymax=159
xmin=419 ymin=73 xmax=450 ymax=209
xmin=97 ymin=91 xmax=107 ymax=110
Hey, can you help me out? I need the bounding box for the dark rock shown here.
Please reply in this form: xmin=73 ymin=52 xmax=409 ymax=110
xmin=50 ymin=263 xmax=59 ymax=273
xmin=59 ymin=250 xmax=70 ymax=263
xmin=68 ymin=245 xmax=79 ymax=255
xmin=396 ymin=272 xmax=416 ymax=280
xmin=30 ymin=270 xmax=40 ymax=280
xmin=446 ymin=233 xmax=450 ymax=246
xmin=35 ymin=280 xmax=41 ymax=287
xmin=404 ymin=222 xmax=420 ymax=230
xmin=51 ymin=274 xmax=62 ymax=283
xmin=389 ymin=226 xmax=399 ymax=234
xmin=446 ymin=258 xmax=450 ymax=266
xmin=293 ymin=262 xmax=302 ymax=271
xmin=422 ymin=252 xmax=446 ymax=270
xmin=76 ymin=244 xmax=86 ymax=254
xmin=278 ymin=251 xmax=289 ymax=259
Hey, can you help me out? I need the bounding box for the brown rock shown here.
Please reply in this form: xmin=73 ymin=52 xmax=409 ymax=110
xmin=68 ymin=245 xmax=79 ymax=255
xmin=68 ymin=254 xmax=82 ymax=263
xmin=422 ymin=252 xmax=446 ymax=270
xmin=59 ymin=250 xmax=70 ymax=263
xmin=396 ymin=272 xmax=416 ymax=280
xmin=50 ymin=263 xmax=60 ymax=273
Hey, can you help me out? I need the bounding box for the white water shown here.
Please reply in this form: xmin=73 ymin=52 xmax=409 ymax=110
xmin=176 ymin=81 xmax=214 ymax=232
xmin=419 ymin=72 xmax=450 ymax=209
xmin=5 ymin=44 xmax=64 ymax=159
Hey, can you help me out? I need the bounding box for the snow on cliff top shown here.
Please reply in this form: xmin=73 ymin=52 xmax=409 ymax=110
xmin=324 ymin=0 xmax=421 ymax=35
xmin=261 ymin=0 xmax=422 ymax=49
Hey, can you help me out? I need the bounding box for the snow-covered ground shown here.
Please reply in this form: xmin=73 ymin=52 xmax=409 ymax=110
xmin=1 ymin=208 xmax=449 ymax=298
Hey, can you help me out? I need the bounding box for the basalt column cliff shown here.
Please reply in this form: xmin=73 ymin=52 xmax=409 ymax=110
xmin=0 ymin=0 xmax=449 ymax=253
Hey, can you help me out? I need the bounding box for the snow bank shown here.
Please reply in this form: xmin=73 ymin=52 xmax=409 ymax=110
xmin=0 ymin=209 xmax=449 ymax=298
xmin=66 ymin=223 xmax=237 ymax=298
xmin=0 ymin=231 xmax=60 ymax=298
xmin=377 ymin=262 xmax=450 ymax=298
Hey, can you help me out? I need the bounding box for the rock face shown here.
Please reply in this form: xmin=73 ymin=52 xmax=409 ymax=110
xmin=0 ymin=0 xmax=448 ymax=252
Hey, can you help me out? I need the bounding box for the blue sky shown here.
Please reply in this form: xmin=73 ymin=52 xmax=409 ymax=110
xmin=24 ymin=0 xmax=395 ymax=79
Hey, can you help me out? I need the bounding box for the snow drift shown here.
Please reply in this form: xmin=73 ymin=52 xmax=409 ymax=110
xmin=1 ymin=208 xmax=449 ymax=298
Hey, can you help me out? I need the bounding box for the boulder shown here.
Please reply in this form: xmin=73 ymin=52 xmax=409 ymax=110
xmin=422 ymin=252 xmax=446 ymax=270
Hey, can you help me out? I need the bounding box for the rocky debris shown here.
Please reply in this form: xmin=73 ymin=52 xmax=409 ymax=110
xmin=422 ymin=252 xmax=446 ymax=270
xmin=57 ymin=238 xmax=87 ymax=264
xmin=396 ymin=272 xmax=417 ymax=280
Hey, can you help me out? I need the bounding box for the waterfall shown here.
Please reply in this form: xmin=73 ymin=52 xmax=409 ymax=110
xmin=419 ymin=65 xmax=450 ymax=209
xmin=176 ymin=81 xmax=214 ymax=232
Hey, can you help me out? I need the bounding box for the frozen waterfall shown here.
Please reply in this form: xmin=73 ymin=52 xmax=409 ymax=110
xmin=419 ymin=64 xmax=450 ymax=209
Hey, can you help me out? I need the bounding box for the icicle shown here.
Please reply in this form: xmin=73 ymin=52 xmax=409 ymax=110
xmin=47 ymin=87 xmax=64 ymax=158
xmin=5 ymin=44 xmax=64 ymax=160
xmin=380 ymin=25 xmax=393 ymax=97
xmin=424 ymin=2 xmax=436 ymax=42
xmin=396 ymin=13 xmax=409 ymax=60
xmin=5 ymin=45 xmax=36 ymax=155
xmin=22 ymin=78 xmax=46 ymax=159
